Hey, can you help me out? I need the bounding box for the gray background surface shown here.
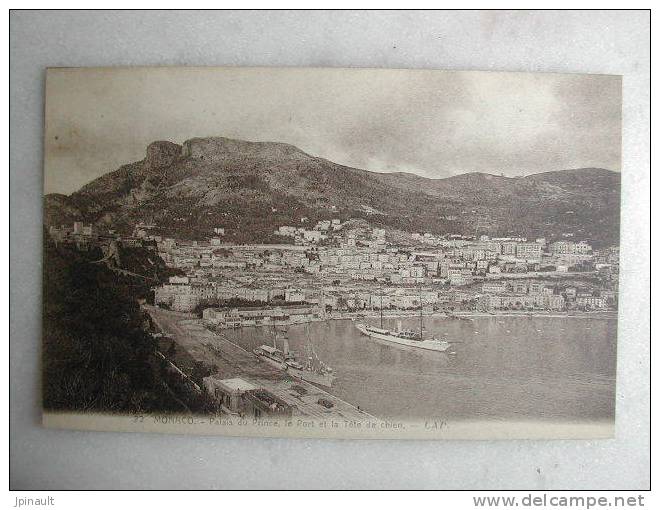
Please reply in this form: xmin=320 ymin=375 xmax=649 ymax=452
xmin=10 ymin=10 xmax=650 ymax=489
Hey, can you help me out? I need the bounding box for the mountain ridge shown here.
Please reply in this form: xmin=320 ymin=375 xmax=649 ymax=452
xmin=44 ymin=136 xmax=621 ymax=247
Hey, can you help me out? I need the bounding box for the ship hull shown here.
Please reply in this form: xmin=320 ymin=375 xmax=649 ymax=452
xmin=253 ymin=349 xmax=335 ymax=387
xmin=355 ymin=324 xmax=451 ymax=352
xmin=253 ymin=350 xmax=287 ymax=369
xmin=286 ymin=367 xmax=335 ymax=388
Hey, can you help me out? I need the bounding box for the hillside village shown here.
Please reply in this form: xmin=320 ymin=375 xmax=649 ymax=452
xmin=49 ymin=214 xmax=619 ymax=330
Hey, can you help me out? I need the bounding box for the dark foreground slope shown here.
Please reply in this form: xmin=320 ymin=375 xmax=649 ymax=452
xmin=44 ymin=137 xmax=621 ymax=246
xmin=42 ymin=234 xmax=181 ymax=413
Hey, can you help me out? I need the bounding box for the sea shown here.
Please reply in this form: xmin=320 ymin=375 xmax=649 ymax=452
xmin=224 ymin=315 xmax=617 ymax=423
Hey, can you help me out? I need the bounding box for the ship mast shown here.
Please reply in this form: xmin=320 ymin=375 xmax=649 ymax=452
xmin=380 ymin=287 xmax=383 ymax=329
xmin=305 ymin=325 xmax=316 ymax=369
xmin=419 ymin=286 xmax=423 ymax=340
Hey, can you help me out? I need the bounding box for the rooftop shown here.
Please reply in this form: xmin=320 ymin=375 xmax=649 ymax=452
xmin=211 ymin=377 xmax=257 ymax=393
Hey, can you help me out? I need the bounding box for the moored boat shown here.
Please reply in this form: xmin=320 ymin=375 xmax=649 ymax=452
xmin=253 ymin=329 xmax=335 ymax=387
xmin=356 ymin=287 xmax=452 ymax=352
xmin=355 ymin=323 xmax=452 ymax=352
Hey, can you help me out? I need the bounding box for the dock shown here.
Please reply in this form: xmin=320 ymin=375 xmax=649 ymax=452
xmin=144 ymin=305 xmax=373 ymax=421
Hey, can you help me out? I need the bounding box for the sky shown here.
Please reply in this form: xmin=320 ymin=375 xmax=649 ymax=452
xmin=44 ymin=67 xmax=621 ymax=195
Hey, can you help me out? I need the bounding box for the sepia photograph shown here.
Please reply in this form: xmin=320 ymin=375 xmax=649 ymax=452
xmin=41 ymin=66 xmax=621 ymax=440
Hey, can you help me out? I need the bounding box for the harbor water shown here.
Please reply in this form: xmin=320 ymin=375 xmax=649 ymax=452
xmin=224 ymin=315 xmax=617 ymax=423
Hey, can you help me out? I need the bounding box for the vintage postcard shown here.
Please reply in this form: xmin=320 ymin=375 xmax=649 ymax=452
xmin=42 ymin=67 xmax=621 ymax=439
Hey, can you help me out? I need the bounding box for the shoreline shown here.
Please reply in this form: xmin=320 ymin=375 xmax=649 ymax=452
xmin=350 ymin=310 xmax=618 ymax=320
xmin=205 ymin=309 xmax=618 ymax=330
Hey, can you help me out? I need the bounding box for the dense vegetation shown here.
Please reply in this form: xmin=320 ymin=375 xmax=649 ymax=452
xmin=42 ymin=235 xmax=180 ymax=413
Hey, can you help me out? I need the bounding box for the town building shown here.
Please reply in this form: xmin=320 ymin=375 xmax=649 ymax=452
xmin=203 ymin=377 xmax=257 ymax=414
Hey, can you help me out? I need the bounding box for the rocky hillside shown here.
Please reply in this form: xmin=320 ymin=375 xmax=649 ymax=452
xmin=44 ymin=137 xmax=621 ymax=247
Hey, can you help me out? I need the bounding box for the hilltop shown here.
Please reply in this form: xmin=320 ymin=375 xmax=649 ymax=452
xmin=44 ymin=137 xmax=621 ymax=246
